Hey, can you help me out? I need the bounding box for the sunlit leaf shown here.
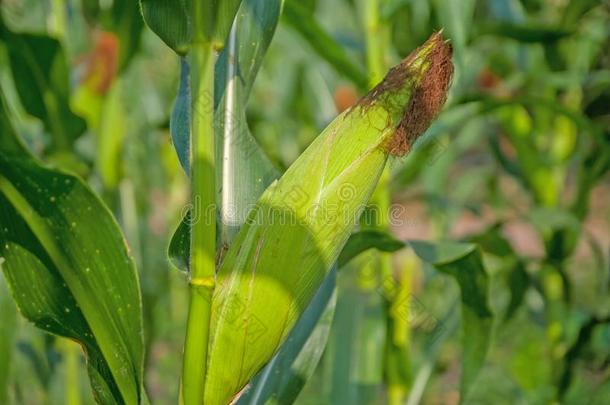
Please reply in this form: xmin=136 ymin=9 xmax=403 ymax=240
xmin=238 ymin=268 xmax=337 ymax=405
xmin=0 ymin=94 xmax=145 ymax=404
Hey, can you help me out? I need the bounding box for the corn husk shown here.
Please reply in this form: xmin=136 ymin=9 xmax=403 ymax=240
xmin=204 ymin=32 xmax=453 ymax=404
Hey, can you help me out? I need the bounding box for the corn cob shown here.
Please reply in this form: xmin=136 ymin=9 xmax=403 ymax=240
xmin=204 ymin=32 xmax=453 ymax=404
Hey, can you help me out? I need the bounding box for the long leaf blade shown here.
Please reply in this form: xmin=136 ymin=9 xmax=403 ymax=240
xmin=0 ymin=94 xmax=145 ymax=404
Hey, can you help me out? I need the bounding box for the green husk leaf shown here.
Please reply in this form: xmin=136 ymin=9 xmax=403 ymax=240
xmin=237 ymin=268 xmax=337 ymax=405
xmin=204 ymin=32 xmax=453 ymax=404
xmin=0 ymin=91 xmax=145 ymax=404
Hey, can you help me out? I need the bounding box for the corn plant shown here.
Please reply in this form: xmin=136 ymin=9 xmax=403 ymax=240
xmin=0 ymin=0 xmax=516 ymax=404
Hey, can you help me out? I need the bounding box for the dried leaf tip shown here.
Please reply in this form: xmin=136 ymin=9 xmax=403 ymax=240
xmin=389 ymin=31 xmax=453 ymax=155
xmin=358 ymin=32 xmax=453 ymax=156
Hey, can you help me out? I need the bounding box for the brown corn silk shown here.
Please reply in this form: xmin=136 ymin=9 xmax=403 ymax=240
xmin=359 ymin=32 xmax=453 ymax=155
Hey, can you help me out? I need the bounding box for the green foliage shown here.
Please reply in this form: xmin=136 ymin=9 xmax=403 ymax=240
xmin=140 ymin=0 xmax=243 ymax=54
xmin=0 ymin=28 xmax=86 ymax=152
xmin=0 ymin=94 xmax=144 ymax=404
xmin=283 ymin=1 xmax=368 ymax=90
xmin=140 ymin=0 xmax=190 ymax=54
xmin=1 ymin=0 xmax=610 ymax=404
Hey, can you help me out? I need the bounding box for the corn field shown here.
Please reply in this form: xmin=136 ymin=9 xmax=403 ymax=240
xmin=1 ymin=0 xmax=610 ymax=404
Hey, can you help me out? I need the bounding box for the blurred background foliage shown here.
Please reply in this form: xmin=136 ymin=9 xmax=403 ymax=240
xmin=1 ymin=0 xmax=610 ymax=404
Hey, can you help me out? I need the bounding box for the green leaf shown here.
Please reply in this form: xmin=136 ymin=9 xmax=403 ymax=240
xmin=338 ymin=230 xmax=495 ymax=401
xmin=170 ymin=58 xmax=192 ymax=174
xmin=469 ymin=224 xmax=529 ymax=322
xmin=0 ymin=98 xmax=145 ymax=404
xmin=213 ymin=0 xmax=244 ymax=45
xmin=559 ymin=316 xmax=610 ymax=399
xmin=168 ymin=211 xmax=190 ymax=273
xmin=0 ymin=29 xmax=86 ymax=151
xmin=504 ymin=260 xmax=528 ymax=322
xmin=214 ymin=0 xmax=282 ymax=244
xmin=283 ymin=1 xmax=369 ymax=90
xmin=110 ymin=0 xmax=145 ymax=71
xmin=140 ymin=0 xmax=243 ymax=54
xmin=168 ymin=0 xmax=283 ymax=270
xmin=140 ymin=0 xmax=190 ymax=54
xmin=338 ymin=230 xmax=404 ymax=267
xmin=409 ymin=240 xmax=493 ymax=403
xmin=432 ymin=0 xmax=475 ymax=71
xmin=478 ymin=21 xmax=573 ymax=43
